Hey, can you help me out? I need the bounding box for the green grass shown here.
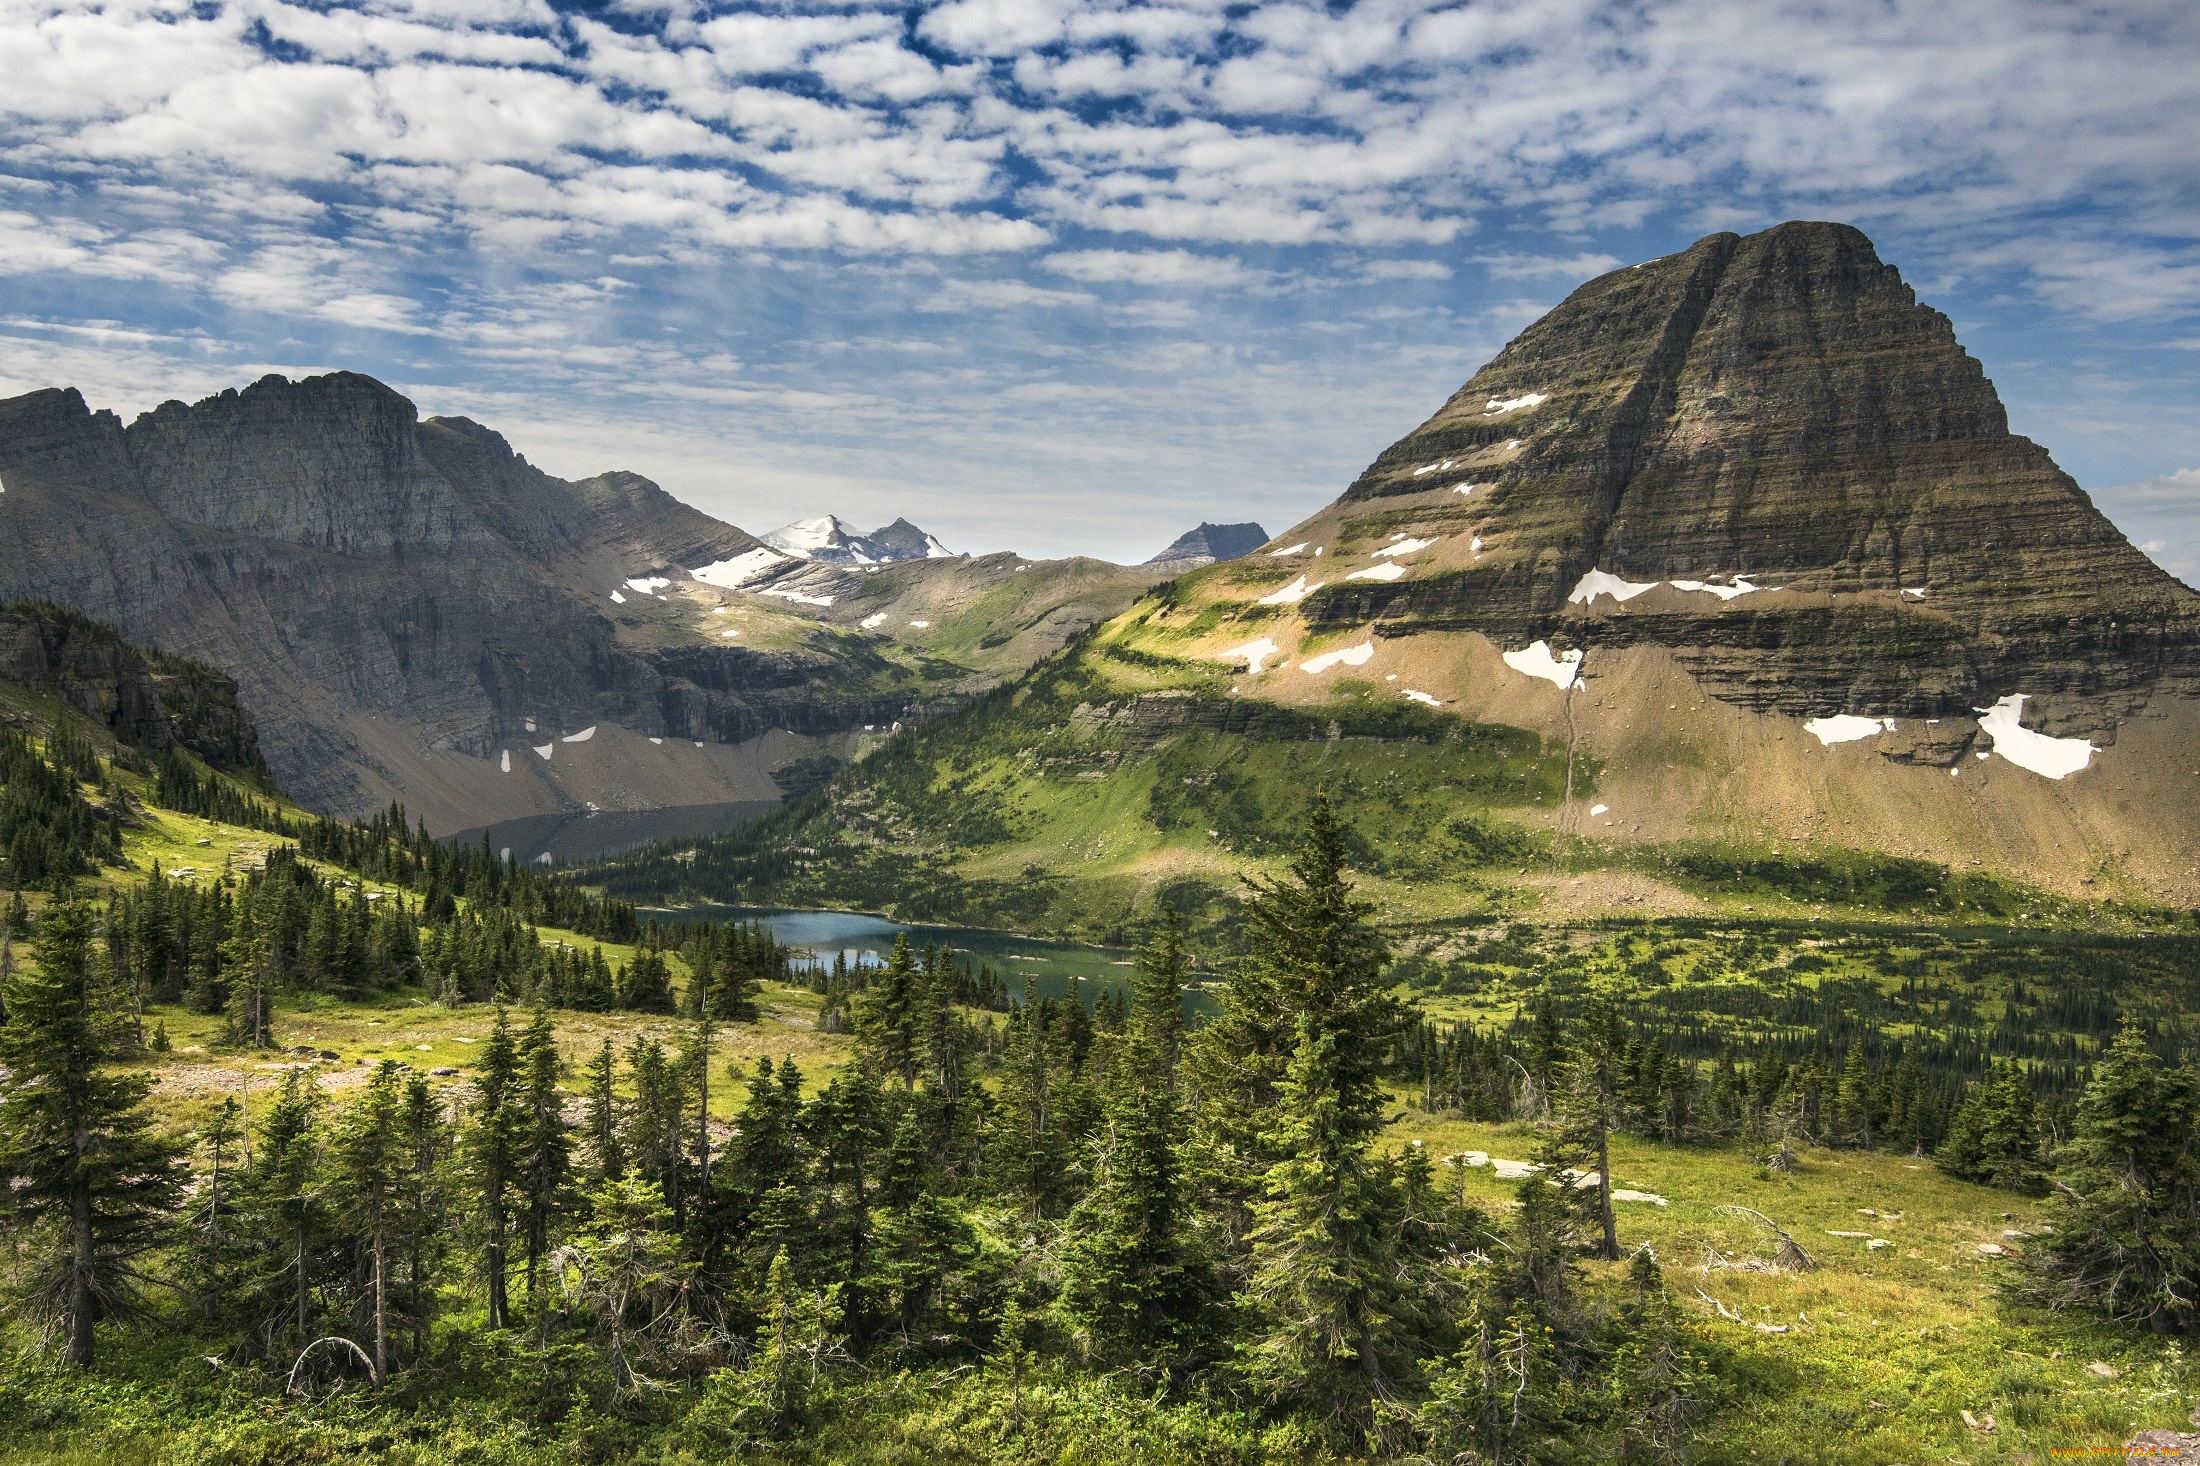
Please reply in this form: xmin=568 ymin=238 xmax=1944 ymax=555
xmin=1381 ymin=1112 xmax=2197 ymax=1463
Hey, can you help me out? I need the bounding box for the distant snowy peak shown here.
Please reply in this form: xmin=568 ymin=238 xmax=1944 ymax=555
xmin=762 ymin=514 xmax=955 ymax=564
xmin=1146 ymin=521 xmax=1270 ymax=568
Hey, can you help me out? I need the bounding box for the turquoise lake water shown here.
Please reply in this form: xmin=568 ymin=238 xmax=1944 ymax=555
xmin=651 ymin=905 xmax=1197 ymax=1011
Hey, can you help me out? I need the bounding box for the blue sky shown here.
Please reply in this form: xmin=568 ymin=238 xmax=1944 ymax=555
xmin=2 ymin=0 xmax=2196 ymax=572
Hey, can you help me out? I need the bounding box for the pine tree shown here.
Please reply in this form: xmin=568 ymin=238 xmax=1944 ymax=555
xmin=516 ymin=1005 xmax=572 ymax=1299
xmin=584 ymin=1037 xmax=625 ymax=1181
xmin=2016 ymin=1023 xmax=2198 ymax=1336
xmin=249 ymin=1065 xmax=327 ymax=1342
xmin=399 ymin=1071 xmax=448 ymax=1358
xmin=1935 ymin=1062 xmax=2044 ymax=1193
xmin=1132 ymin=904 xmax=1189 ymax=1083
xmin=469 ymin=1006 xmax=522 ymax=1329
xmin=1539 ymin=1006 xmax=1623 ymax=1261
xmin=331 ymin=1060 xmax=407 ymax=1384
xmin=0 ymin=902 xmax=182 ymax=1366
xmin=1832 ymin=1040 xmax=1874 ymax=1149
xmin=1241 ymin=797 xmax=1402 ymax=1440
xmin=621 ymin=947 xmax=676 ymax=1014
xmin=1059 ymin=1074 xmax=1213 ymax=1367
xmin=854 ymin=933 xmax=920 ymax=1088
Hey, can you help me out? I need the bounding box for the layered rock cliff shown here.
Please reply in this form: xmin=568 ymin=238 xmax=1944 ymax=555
xmin=0 ymin=599 xmax=265 ymax=772
xmin=1286 ymin=222 xmax=2200 ymax=735
xmin=0 ymin=374 xmax=927 ymax=822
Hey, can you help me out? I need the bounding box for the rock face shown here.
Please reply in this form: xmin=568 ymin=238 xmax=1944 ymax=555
xmin=1147 ymin=522 xmax=1270 ymax=568
xmin=763 ymin=515 xmax=954 ymax=563
xmin=0 ymin=599 xmax=264 ymax=772
xmin=1297 ymin=222 xmax=2200 ymax=735
xmin=0 ymin=373 xmax=919 ymax=820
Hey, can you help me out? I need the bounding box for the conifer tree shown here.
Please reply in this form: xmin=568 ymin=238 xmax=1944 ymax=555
xmin=399 ymin=1071 xmax=448 ymax=1357
xmin=2016 ymin=1023 xmax=2198 ymax=1335
xmin=1539 ymin=1006 xmax=1623 ymax=1261
xmin=1935 ymin=1061 xmax=2044 ymax=1193
xmin=0 ymin=902 xmax=182 ymax=1367
xmin=1241 ymin=797 xmax=1401 ymax=1438
xmin=621 ymin=947 xmax=676 ymax=1014
xmin=855 ymin=933 xmax=920 ymax=1088
xmin=469 ymin=1006 xmax=522 ymax=1329
xmin=1132 ymin=903 xmax=1188 ymax=1084
xmin=331 ymin=1060 xmax=407 ymax=1384
xmin=1832 ymin=1040 xmax=1874 ymax=1149
xmin=516 ymin=1005 xmax=572 ymax=1297
xmin=584 ymin=1036 xmax=625 ymax=1182
xmin=250 ymin=1065 xmax=327 ymax=1341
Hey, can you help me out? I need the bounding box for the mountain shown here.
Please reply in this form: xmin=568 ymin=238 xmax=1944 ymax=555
xmin=762 ymin=514 xmax=955 ymax=563
xmin=0 ymin=598 xmax=264 ymax=775
xmin=593 ymin=221 xmax=2200 ymax=931
xmin=1146 ymin=521 xmax=1270 ymax=568
xmin=0 ymin=374 xmax=1151 ymax=835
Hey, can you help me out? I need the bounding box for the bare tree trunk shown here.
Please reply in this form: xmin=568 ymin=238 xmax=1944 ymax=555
xmin=296 ymin=1220 xmax=310 ymax=1337
xmin=68 ymin=1177 xmax=95 ymax=1368
xmin=371 ymin=1230 xmax=388 ymax=1386
xmin=487 ymin=1199 xmax=509 ymax=1330
xmin=1596 ymin=1115 xmax=1618 ymax=1261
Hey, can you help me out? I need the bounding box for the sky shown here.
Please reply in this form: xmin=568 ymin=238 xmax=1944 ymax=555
xmin=1 ymin=0 xmax=2197 ymax=573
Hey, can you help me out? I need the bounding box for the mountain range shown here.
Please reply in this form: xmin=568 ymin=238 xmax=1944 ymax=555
xmin=0 ymin=375 xmax=1171 ymax=835
xmin=1146 ymin=521 xmax=1271 ymax=568
xmin=762 ymin=515 xmax=956 ymax=563
xmin=593 ymin=220 xmax=2200 ymax=927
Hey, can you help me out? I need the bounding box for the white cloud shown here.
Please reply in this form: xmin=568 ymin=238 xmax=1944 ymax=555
xmin=1042 ymin=248 xmax=1265 ymax=286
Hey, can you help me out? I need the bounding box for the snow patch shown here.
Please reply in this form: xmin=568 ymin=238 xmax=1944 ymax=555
xmin=1502 ymin=641 xmax=1582 ymax=689
xmin=1485 ymin=392 xmax=1549 ymax=415
xmin=1347 ymin=562 xmax=1405 ymax=582
xmin=760 ymin=587 xmax=835 ymax=607
xmin=1671 ymin=577 xmax=1759 ymax=601
xmin=624 ymin=576 xmax=671 ymax=596
xmin=720 ymin=629 xmax=739 ymax=638
xmin=1300 ymin=641 xmax=1375 ymax=675
xmin=1448 ymin=482 xmax=1489 ymax=497
xmin=691 ymin=548 xmax=790 ymax=588
xmin=1268 ymin=542 xmax=1309 ymax=557
xmin=1218 ymin=636 xmax=1281 ymax=674
xmin=859 ymin=611 xmax=889 ymax=630
xmin=1257 ymin=575 xmax=1325 ymax=606
xmin=1975 ymin=694 xmax=2096 ymax=779
xmin=1411 ymin=458 xmax=1455 ymax=476
xmin=1373 ymin=536 xmax=1437 ymax=559
xmin=499 ymin=749 xmax=511 ymax=773
xmin=562 ymin=726 xmax=596 ymax=743
xmin=908 ymin=619 xmax=930 ymax=628
xmin=1902 ymin=587 xmax=1928 ymax=598
xmin=1804 ymin=715 xmax=1885 ymax=746
xmin=1401 ymin=689 xmax=1443 ymax=707
xmin=609 ymin=590 xmax=626 ymax=604
xmin=1470 ymin=535 xmax=1484 ymax=553
xmin=1567 ymin=569 xmax=1658 ymax=605
xmin=1590 ymin=803 xmax=1608 ymax=816
xmin=533 ymin=744 xmax=553 ymax=761
xmin=649 ymin=737 xmax=662 ymax=745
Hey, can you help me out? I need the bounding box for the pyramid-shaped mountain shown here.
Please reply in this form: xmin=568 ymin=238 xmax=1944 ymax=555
xmin=1250 ymin=221 xmax=2199 ymax=733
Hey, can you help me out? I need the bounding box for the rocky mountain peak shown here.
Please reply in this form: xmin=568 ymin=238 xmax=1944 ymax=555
xmin=1146 ymin=521 xmax=1270 ymax=568
xmin=763 ymin=514 xmax=954 ymax=563
xmin=1293 ymin=219 xmax=2199 ymax=731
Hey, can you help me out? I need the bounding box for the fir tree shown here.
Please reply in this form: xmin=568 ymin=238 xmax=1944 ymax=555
xmin=1132 ymin=903 xmax=1188 ymax=1084
xmin=469 ymin=1006 xmax=522 ymax=1329
xmin=1935 ymin=1061 xmax=2044 ymax=1193
xmin=331 ymin=1060 xmax=407 ymax=1384
xmin=0 ymin=902 xmax=182 ymax=1366
xmin=1241 ymin=797 xmax=1402 ymax=1440
xmin=584 ymin=1036 xmax=625 ymax=1181
xmin=2016 ymin=1023 xmax=2198 ymax=1336
xmin=1539 ymin=1006 xmax=1624 ymax=1261
xmin=516 ymin=1005 xmax=572 ymax=1299
xmin=249 ymin=1065 xmax=327 ymax=1342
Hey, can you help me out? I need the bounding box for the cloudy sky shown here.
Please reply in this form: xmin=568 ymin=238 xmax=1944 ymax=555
xmin=2 ymin=0 xmax=2196 ymax=571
